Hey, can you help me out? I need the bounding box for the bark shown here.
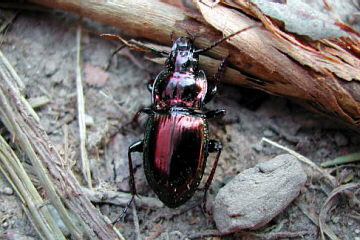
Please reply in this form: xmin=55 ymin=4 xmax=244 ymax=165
xmin=28 ymin=0 xmax=360 ymax=129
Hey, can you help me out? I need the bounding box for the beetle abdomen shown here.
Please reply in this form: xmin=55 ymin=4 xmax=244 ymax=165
xmin=144 ymin=111 xmax=208 ymax=207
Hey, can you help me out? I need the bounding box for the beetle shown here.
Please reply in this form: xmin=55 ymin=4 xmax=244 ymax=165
xmin=103 ymin=25 xmax=257 ymax=221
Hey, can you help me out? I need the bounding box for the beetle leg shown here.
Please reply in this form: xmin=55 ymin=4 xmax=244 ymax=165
xmin=128 ymin=106 xmax=153 ymax=128
xmin=204 ymin=57 xmax=228 ymax=104
xmin=147 ymin=76 xmax=154 ymax=92
xmin=114 ymin=140 xmax=143 ymax=223
xmin=204 ymin=109 xmax=226 ymax=119
xmin=128 ymin=140 xmax=143 ymax=197
xmin=202 ymin=139 xmax=222 ymax=212
xmin=147 ymin=82 xmax=153 ymax=92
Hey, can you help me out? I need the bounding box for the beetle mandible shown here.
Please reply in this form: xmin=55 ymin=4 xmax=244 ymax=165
xmin=106 ymin=25 xmax=257 ymax=220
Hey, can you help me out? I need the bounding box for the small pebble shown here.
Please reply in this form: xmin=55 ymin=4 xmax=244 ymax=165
xmin=44 ymin=60 xmax=58 ymax=77
xmin=263 ymin=129 xmax=275 ymax=137
xmin=2 ymin=221 xmax=8 ymax=229
xmin=251 ymin=143 xmax=263 ymax=152
xmin=85 ymin=114 xmax=94 ymax=127
xmin=0 ymin=187 xmax=14 ymax=195
xmin=355 ymin=229 xmax=360 ymax=234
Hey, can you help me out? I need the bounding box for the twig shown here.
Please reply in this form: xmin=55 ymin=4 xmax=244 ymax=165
xmin=0 ymin=135 xmax=66 ymax=240
xmin=321 ymin=152 xmax=360 ymax=168
xmin=101 ymin=34 xmax=168 ymax=56
xmin=261 ymin=137 xmax=337 ymax=186
xmin=81 ymin=187 xmax=163 ymax=209
xmin=76 ymin=19 xmax=92 ymax=188
xmin=319 ymin=183 xmax=360 ymax=240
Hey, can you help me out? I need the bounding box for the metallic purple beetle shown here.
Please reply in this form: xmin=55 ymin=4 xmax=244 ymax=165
xmin=112 ymin=26 xmax=257 ymax=220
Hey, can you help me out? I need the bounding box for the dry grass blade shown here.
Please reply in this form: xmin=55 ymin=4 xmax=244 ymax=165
xmin=261 ymin=137 xmax=337 ymax=186
xmin=319 ymin=183 xmax=360 ymax=240
xmin=0 ymin=135 xmax=66 ymax=240
xmin=0 ymin=51 xmax=123 ymax=239
xmin=0 ymin=83 xmax=83 ymax=239
xmin=0 ymin=49 xmax=24 ymax=90
xmin=76 ymin=20 xmax=92 ymax=188
xmin=321 ymin=152 xmax=360 ymax=167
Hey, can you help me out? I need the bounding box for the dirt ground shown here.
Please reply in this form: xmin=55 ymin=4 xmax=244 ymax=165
xmin=0 ymin=7 xmax=359 ymax=240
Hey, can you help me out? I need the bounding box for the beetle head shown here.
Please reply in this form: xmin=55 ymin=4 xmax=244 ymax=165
xmin=167 ymin=37 xmax=199 ymax=73
xmin=171 ymin=37 xmax=193 ymax=51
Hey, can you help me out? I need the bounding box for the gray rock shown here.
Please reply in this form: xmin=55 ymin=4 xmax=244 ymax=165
xmin=213 ymin=154 xmax=307 ymax=232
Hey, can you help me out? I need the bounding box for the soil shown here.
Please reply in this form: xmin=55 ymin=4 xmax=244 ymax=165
xmin=0 ymin=7 xmax=359 ymax=240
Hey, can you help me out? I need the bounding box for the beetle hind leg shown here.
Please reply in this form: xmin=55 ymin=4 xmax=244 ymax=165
xmin=202 ymin=139 xmax=222 ymax=212
xmin=113 ymin=140 xmax=143 ymax=223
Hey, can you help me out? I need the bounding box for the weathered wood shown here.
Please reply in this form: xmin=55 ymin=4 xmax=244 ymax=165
xmin=28 ymin=0 xmax=360 ymax=129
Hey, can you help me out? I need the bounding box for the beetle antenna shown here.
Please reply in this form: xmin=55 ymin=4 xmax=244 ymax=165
xmin=194 ymin=23 xmax=260 ymax=54
xmin=101 ymin=34 xmax=169 ymax=57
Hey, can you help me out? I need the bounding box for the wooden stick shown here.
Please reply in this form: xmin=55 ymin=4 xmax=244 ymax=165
xmin=28 ymin=0 xmax=360 ymax=130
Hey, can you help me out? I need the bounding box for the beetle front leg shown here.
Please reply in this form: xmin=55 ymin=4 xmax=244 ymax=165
xmin=128 ymin=106 xmax=153 ymax=128
xmin=113 ymin=140 xmax=143 ymax=223
xmin=204 ymin=57 xmax=228 ymax=104
xmin=204 ymin=109 xmax=226 ymax=119
xmin=202 ymin=139 xmax=222 ymax=212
